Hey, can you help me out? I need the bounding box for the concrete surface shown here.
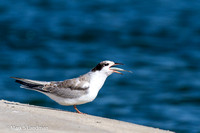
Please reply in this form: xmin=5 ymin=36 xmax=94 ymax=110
xmin=0 ymin=100 xmax=174 ymax=133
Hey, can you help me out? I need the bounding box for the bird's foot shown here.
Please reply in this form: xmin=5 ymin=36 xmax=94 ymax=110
xmin=73 ymin=105 xmax=86 ymax=114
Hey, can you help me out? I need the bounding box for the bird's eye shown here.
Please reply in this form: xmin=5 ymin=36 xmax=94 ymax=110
xmin=104 ymin=63 xmax=109 ymax=66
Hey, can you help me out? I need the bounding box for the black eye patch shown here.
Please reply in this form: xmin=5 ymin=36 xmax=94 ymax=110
xmin=104 ymin=63 xmax=109 ymax=66
xmin=91 ymin=62 xmax=109 ymax=72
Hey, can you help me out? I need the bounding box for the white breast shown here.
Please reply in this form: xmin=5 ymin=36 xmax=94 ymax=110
xmin=71 ymin=72 xmax=107 ymax=104
xmin=87 ymin=72 xmax=107 ymax=99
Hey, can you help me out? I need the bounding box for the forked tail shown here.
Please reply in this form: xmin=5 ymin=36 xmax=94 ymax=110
xmin=11 ymin=77 xmax=49 ymax=93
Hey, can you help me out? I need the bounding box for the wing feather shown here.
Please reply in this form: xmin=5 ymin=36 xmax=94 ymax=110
xmin=43 ymin=76 xmax=90 ymax=99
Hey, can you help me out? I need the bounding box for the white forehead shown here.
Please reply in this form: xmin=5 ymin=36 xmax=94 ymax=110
xmin=101 ymin=60 xmax=115 ymax=64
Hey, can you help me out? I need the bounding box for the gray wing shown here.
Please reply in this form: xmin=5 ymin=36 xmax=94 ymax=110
xmin=43 ymin=76 xmax=90 ymax=99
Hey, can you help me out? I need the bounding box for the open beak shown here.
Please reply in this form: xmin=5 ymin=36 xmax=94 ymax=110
xmin=109 ymin=63 xmax=132 ymax=75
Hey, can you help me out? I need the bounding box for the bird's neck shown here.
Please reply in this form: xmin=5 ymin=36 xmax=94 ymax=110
xmin=90 ymin=70 xmax=108 ymax=80
xmin=88 ymin=71 xmax=108 ymax=90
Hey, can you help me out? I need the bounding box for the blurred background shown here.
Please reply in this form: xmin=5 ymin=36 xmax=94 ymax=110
xmin=0 ymin=0 xmax=200 ymax=133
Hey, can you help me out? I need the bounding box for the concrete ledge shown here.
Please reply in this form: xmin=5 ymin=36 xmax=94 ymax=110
xmin=0 ymin=100 xmax=173 ymax=133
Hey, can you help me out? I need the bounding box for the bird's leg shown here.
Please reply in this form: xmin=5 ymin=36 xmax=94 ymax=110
xmin=73 ymin=105 xmax=84 ymax=114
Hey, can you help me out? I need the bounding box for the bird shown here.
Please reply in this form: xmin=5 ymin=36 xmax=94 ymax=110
xmin=11 ymin=60 xmax=131 ymax=114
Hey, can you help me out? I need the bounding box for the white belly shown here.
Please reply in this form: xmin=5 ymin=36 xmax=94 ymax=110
xmin=45 ymin=88 xmax=99 ymax=106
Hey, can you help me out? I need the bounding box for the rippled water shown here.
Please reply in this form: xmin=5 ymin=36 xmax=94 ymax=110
xmin=1 ymin=1 xmax=200 ymax=133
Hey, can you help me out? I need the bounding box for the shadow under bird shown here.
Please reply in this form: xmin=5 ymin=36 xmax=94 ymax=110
xmin=11 ymin=60 xmax=131 ymax=114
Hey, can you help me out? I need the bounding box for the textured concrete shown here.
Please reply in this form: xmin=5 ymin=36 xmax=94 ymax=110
xmin=0 ymin=100 xmax=174 ymax=133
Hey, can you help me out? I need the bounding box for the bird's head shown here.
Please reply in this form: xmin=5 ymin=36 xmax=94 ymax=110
xmin=91 ymin=60 xmax=131 ymax=76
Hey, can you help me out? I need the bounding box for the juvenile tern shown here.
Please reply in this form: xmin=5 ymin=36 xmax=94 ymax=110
xmin=11 ymin=60 xmax=131 ymax=114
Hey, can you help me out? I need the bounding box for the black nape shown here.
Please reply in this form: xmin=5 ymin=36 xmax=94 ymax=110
xmin=91 ymin=63 xmax=104 ymax=72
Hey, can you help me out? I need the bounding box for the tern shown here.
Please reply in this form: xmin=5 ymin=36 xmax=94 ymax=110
xmin=11 ymin=60 xmax=131 ymax=114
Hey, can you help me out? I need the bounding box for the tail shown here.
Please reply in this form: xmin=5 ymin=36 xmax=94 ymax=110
xmin=11 ymin=77 xmax=50 ymax=93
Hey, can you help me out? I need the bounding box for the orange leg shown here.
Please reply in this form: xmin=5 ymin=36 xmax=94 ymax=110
xmin=73 ymin=105 xmax=84 ymax=114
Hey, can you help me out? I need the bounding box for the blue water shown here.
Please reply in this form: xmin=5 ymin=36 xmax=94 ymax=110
xmin=1 ymin=0 xmax=200 ymax=132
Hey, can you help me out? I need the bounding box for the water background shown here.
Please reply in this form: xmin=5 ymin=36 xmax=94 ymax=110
xmin=1 ymin=1 xmax=200 ymax=133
